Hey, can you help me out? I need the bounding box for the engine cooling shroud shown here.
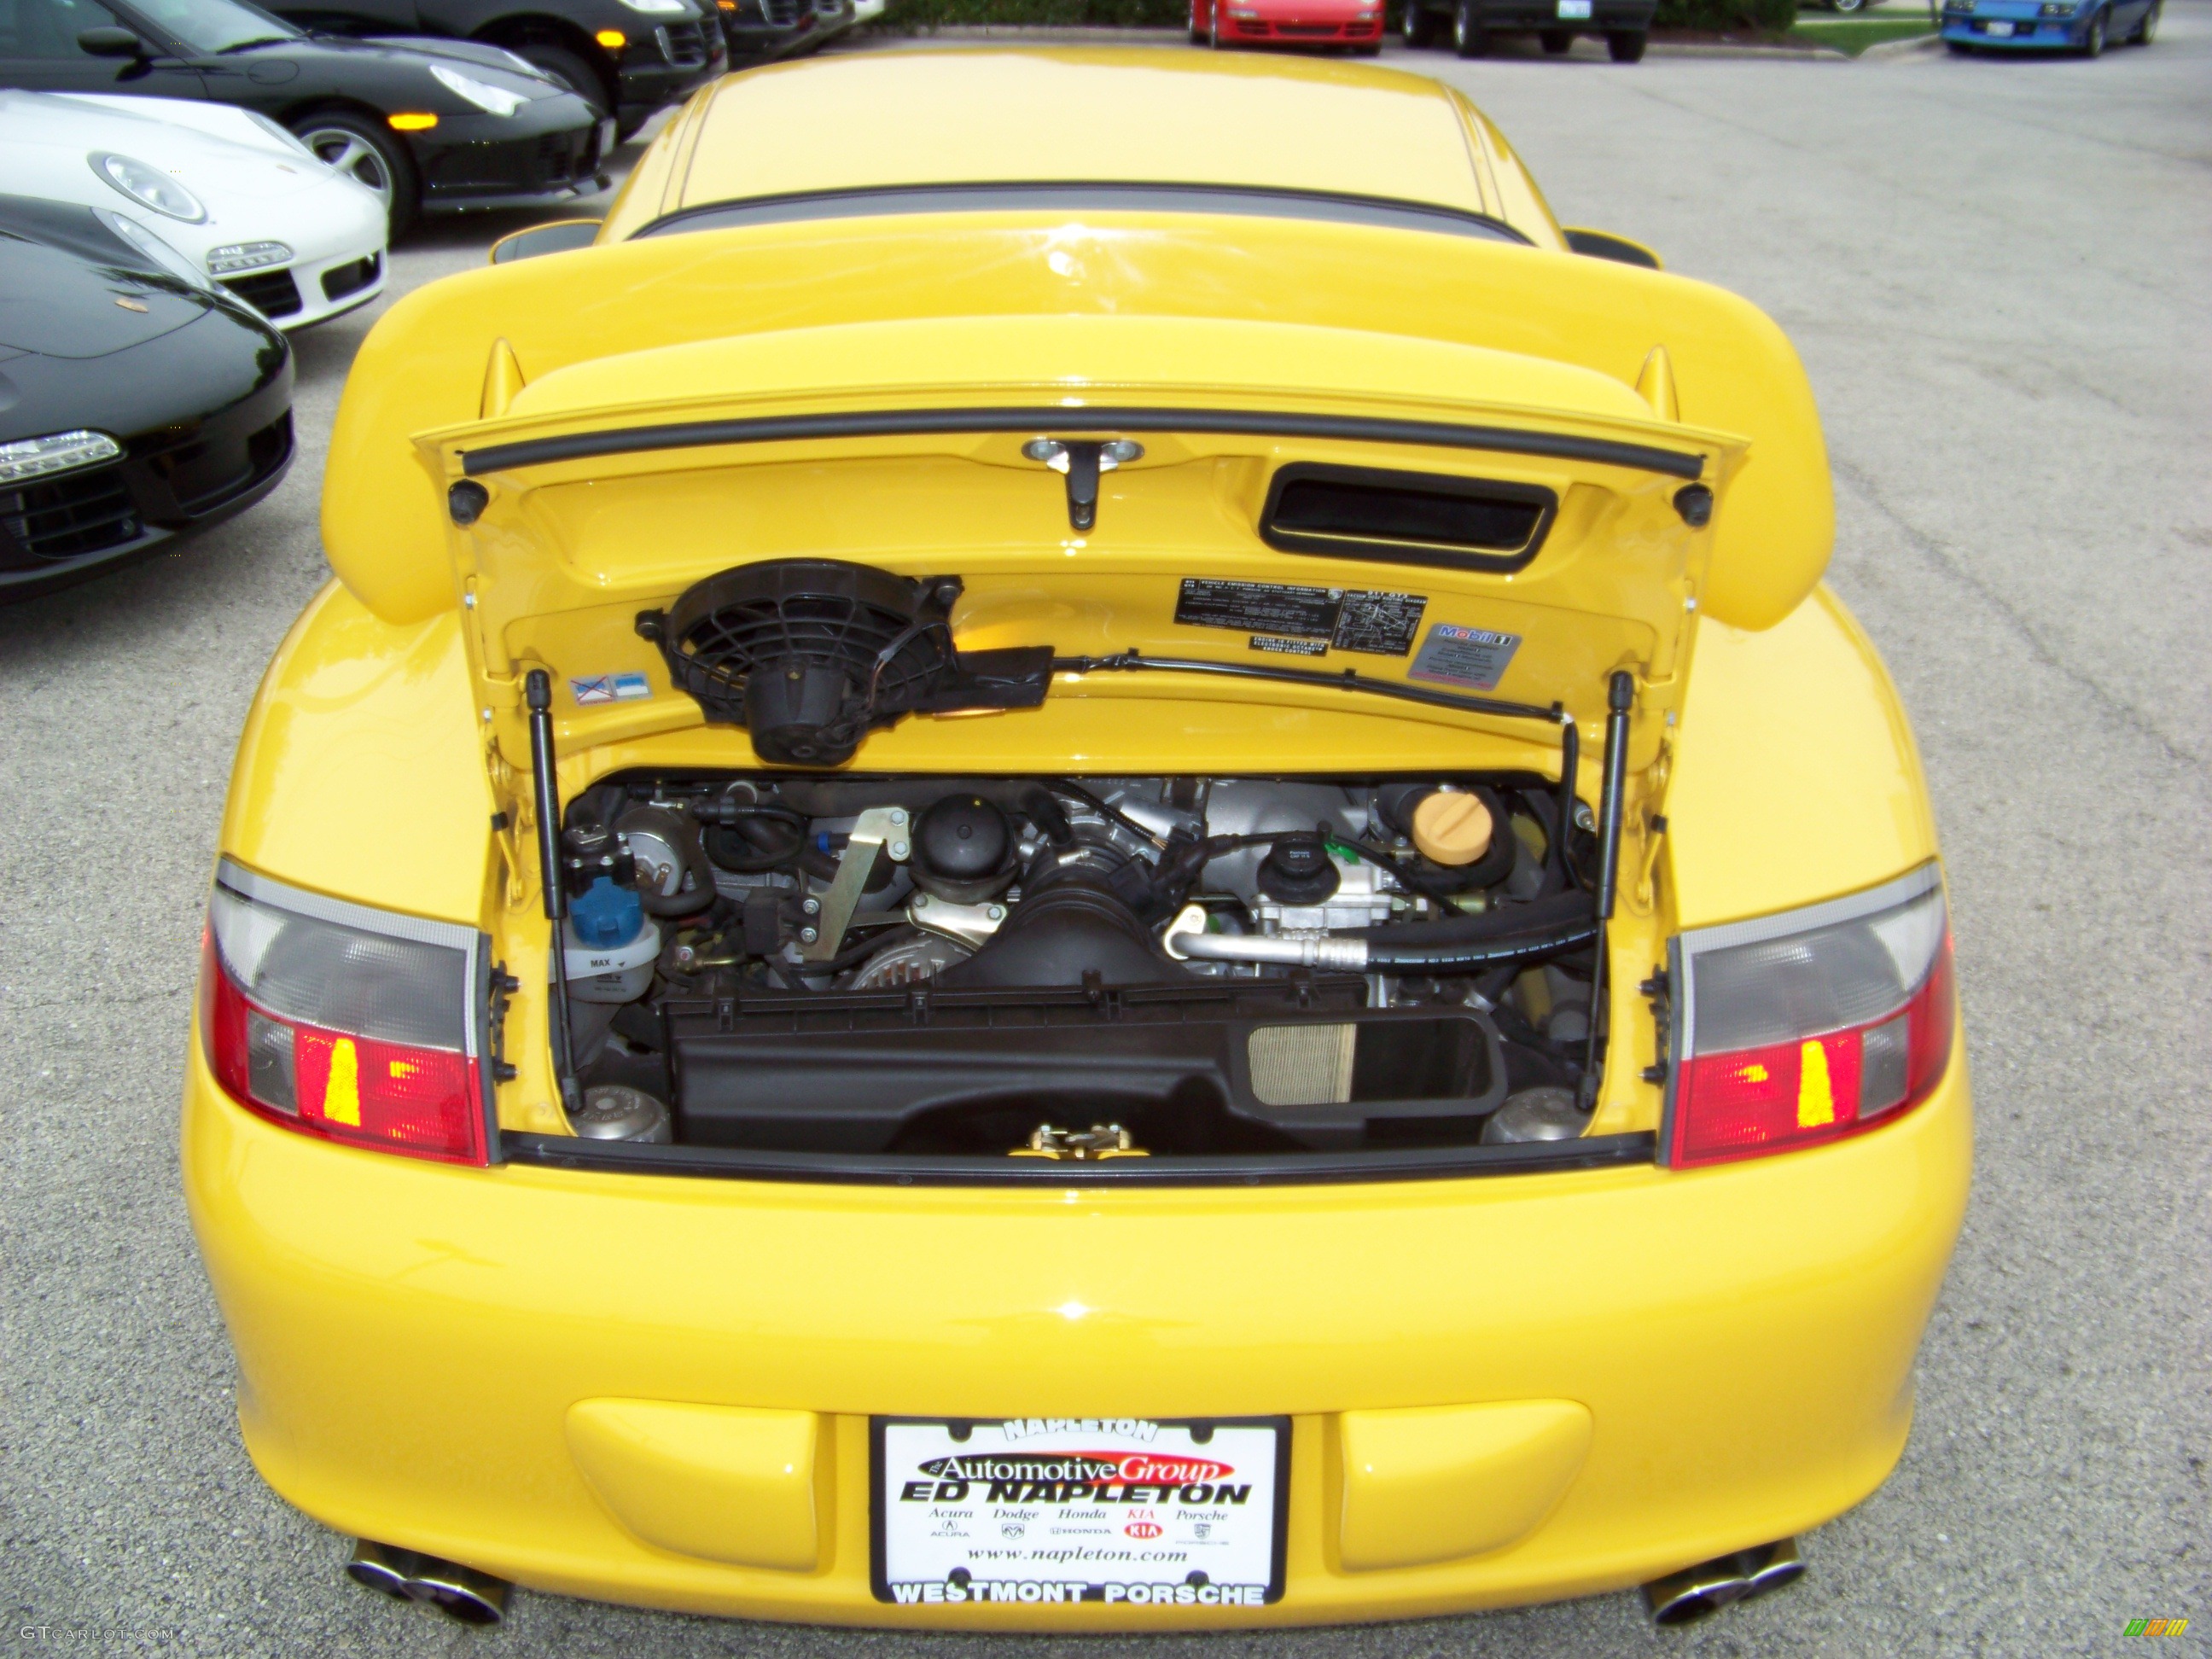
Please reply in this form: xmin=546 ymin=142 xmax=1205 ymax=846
xmin=636 ymin=559 xmax=1052 ymax=766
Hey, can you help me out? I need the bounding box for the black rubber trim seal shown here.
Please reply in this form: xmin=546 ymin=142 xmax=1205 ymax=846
xmin=501 ymin=1131 xmax=1655 ymax=1186
xmin=461 ymin=407 xmax=1705 ymax=481
xmin=634 ymin=180 xmax=1534 ymax=247
xmin=1047 ymin=649 xmax=1564 ymax=727
xmin=1259 ymin=462 xmax=1561 ymax=575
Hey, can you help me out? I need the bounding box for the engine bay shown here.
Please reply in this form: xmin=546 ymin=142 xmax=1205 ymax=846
xmin=547 ymin=771 xmax=1607 ymax=1160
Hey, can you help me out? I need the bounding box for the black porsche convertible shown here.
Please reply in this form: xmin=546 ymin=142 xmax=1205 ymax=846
xmin=0 ymin=194 xmax=293 ymax=600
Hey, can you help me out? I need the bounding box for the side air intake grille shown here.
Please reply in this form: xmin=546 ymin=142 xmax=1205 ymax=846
xmin=1260 ymin=463 xmax=1558 ymax=573
xmin=0 ymin=465 xmax=139 ymax=562
xmin=221 ymin=268 xmax=303 ymax=319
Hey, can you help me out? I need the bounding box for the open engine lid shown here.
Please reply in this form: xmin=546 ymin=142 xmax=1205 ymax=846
xmin=416 ymin=311 xmax=1749 ymax=784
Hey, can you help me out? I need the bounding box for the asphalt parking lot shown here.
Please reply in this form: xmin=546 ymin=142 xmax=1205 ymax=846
xmin=5 ymin=15 xmax=2209 ymax=1656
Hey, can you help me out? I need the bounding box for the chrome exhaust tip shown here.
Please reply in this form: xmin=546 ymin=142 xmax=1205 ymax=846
xmin=1642 ymin=1537 xmax=1802 ymax=1627
xmin=346 ymin=1539 xmax=510 ymax=1627
xmin=345 ymin=1538 xmax=422 ymax=1600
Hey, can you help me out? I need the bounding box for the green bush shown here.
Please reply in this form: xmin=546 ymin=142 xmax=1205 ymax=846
xmin=1650 ymin=0 xmax=1796 ymax=29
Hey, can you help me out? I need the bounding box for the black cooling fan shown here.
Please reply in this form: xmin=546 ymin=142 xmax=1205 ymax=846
xmin=637 ymin=560 xmax=1052 ymax=767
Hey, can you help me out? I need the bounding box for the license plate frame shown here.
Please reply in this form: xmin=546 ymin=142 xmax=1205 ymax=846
xmin=1558 ymin=1 xmax=1595 ymax=18
xmin=870 ymin=1417 xmax=1292 ymax=1610
xmin=1984 ymin=18 xmax=2015 ymax=32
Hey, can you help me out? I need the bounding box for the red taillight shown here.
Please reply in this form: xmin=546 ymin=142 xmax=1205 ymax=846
xmin=198 ymin=866 xmax=487 ymax=1166
xmin=1667 ymin=867 xmax=1956 ymax=1169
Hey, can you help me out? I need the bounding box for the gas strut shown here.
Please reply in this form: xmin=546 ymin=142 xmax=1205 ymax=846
xmin=1581 ymin=670 xmax=1636 ymax=1109
xmin=525 ymin=670 xmax=582 ymax=1116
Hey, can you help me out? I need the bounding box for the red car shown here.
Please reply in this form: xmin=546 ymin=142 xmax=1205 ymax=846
xmin=1190 ymin=0 xmax=1386 ymax=49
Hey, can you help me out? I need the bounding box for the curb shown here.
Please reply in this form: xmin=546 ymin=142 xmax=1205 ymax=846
xmin=1857 ymin=29 xmax=1943 ymax=55
xmin=1646 ymin=38 xmax=1847 ymax=55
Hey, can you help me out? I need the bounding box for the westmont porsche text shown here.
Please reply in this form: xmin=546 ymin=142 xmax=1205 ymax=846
xmin=888 ymin=1580 xmax=1271 ymax=1606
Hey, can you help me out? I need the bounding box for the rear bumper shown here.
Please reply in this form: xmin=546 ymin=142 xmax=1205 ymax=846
xmin=183 ymin=1024 xmax=1970 ymax=1627
xmin=1476 ymin=0 xmax=1655 ymax=25
xmin=1412 ymin=0 xmax=1654 ymax=23
xmin=1217 ymin=13 xmax=1387 ymax=40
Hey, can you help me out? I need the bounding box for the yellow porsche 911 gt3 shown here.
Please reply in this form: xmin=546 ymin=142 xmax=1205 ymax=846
xmin=184 ymin=49 xmax=1970 ymax=1633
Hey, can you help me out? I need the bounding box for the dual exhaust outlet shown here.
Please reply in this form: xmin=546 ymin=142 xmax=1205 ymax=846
xmin=346 ymin=1539 xmax=509 ymax=1626
xmin=1642 ymin=1537 xmax=1805 ymax=1626
xmin=344 ymin=1532 xmax=1797 ymax=1629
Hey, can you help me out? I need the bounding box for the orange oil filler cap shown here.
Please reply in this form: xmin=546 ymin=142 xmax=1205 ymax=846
xmin=1412 ymin=791 xmax=1494 ymax=866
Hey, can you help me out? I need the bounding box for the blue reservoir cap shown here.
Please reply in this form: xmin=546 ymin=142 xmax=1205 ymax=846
xmin=568 ymin=876 xmax=643 ymax=949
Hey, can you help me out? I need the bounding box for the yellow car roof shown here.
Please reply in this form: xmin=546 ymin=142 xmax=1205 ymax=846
xmin=634 ymin=49 xmax=1496 ymax=226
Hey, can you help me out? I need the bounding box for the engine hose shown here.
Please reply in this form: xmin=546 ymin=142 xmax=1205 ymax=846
xmin=1362 ymin=918 xmax=1598 ymax=972
xmin=1166 ymin=916 xmax=1597 ymax=973
xmin=703 ymin=806 xmax=808 ymax=872
xmin=1342 ymin=890 xmax=1594 ymax=946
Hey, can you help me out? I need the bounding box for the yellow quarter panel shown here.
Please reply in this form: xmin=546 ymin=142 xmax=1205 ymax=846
xmin=1337 ymin=1400 xmax=1592 ymax=1571
xmin=219 ymin=584 xmax=492 ymax=925
xmin=567 ymin=1400 xmax=824 ymax=1571
xmin=1666 ymin=586 xmax=1938 ymax=928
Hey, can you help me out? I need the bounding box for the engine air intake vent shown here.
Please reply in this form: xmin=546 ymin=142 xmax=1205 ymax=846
xmin=637 ymin=559 xmax=1052 ymax=768
xmin=1260 ymin=463 xmax=1557 ymax=573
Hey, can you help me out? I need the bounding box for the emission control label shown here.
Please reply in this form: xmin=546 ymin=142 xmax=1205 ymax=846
xmin=1174 ymin=579 xmax=1425 ymax=658
xmin=1408 ymin=623 xmax=1522 ymax=691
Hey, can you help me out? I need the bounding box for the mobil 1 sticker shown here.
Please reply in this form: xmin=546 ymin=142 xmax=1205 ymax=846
xmin=1409 ymin=622 xmax=1523 ymax=692
xmin=1175 ymin=579 xmax=1425 ymax=658
xmin=874 ymin=1417 xmax=1288 ymax=1609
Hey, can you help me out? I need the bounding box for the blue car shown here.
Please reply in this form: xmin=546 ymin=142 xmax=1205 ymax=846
xmin=1941 ymin=0 xmax=2159 ymax=53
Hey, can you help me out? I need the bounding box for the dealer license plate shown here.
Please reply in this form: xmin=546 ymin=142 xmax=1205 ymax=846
xmin=873 ymin=1417 xmax=1289 ymax=1610
xmin=1984 ymin=18 xmax=2015 ymax=32
xmin=1558 ymin=1 xmax=1594 ymax=17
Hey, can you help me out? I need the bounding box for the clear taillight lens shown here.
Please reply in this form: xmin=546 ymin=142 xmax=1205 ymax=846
xmin=1667 ymin=864 xmax=1956 ymax=1169
xmin=199 ymin=861 xmax=488 ymax=1165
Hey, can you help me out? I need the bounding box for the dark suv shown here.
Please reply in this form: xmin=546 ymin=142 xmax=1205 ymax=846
xmin=1401 ymin=0 xmax=1653 ymax=59
xmin=266 ymin=0 xmax=726 ymax=136
xmin=716 ymin=0 xmax=841 ymax=60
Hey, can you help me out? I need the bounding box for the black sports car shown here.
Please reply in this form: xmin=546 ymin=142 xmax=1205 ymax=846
xmin=0 ymin=194 xmax=292 ymax=600
xmin=254 ymin=0 xmax=725 ymax=140
xmin=0 ymin=0 xmax=606 ymax=236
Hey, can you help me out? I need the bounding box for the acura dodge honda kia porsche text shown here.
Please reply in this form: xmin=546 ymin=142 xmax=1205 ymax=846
xmin=186 ymin=51 xmax=1969 ymax=1632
